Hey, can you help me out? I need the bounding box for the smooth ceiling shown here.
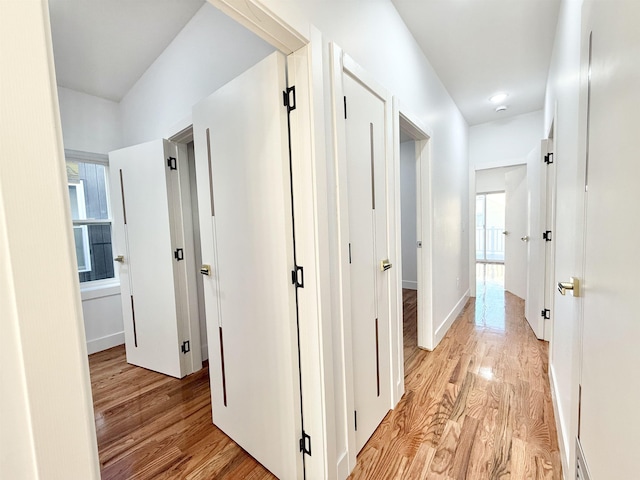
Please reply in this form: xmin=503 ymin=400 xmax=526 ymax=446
xmin=392 ymin=0 xmax=561 ymax=125
xmin=49 ymin=0 xmax=205 ymax=101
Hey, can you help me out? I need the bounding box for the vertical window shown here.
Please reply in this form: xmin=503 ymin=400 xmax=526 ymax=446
xmin=66 ymin=154 xmax=115 ymax=283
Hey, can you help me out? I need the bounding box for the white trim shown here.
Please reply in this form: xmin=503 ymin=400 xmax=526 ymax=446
xmin=402 ymin=280 xmax=418 ymax=290
xmin=337 ymin=451 xmax=350 ymax=480
xmin=550 ymin=364 xmax=570 ymax=480
xmin=64 ymin=149 xmax=109 ymax=165
xmin=434 ymin=290 xmax=470 ymax=347
xmin=475 ymin=157 xmax=527 ymax=171
xmin=86 ymin=332 xmax=125 ymax=355
xmin=207 ymin=0 xmax=307 ymax=54
xmin=80 ymin=281 xmax=120 ymax=301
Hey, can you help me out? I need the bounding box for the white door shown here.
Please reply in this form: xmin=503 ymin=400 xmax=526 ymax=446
xmin=344 ymin=72 xmax=391 ymax=452
xmin=504 ymin=166 xmax=528 ymax=298
xmin=578 ymin=7 xmax=640 ymax=477
xmin=109 ymin=139 xmax=197 ymax=378
xmin=192 ymin=52 xmax=302 ymax=479
xmin=524 ymin=143 xmax=546 ymax=340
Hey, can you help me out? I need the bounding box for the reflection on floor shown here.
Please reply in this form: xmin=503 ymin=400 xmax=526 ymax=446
xmin=476 ymin=262 xmax=506 ymax=331
xmin=89 ymin=347 xmax=275 ymax=479
xmin=348 ymin=272 xmax=562 ymax=479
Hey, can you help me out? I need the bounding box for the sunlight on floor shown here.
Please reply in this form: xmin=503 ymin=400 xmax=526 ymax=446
xmin=475 ymin=263 xmax=506 ymax=331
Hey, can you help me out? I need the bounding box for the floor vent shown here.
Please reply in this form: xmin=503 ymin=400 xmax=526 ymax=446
xmin=576 ymin=438 xmax=592 ymax=480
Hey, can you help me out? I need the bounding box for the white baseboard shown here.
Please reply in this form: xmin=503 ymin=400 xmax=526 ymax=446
xmin=201 ymin=343 xmax=208 ymax=362
xmin=337 ymin=451 xmax=349 ymax=480
xmin=549 ymin=364 xmax=570 ymax=480
xmin=434 ymin=289 xmax=470 ymax=347
xmin=402 ymin=280 xmax=418 ymax=290
xmin=87 ymin=331 xmax=124 ymax=355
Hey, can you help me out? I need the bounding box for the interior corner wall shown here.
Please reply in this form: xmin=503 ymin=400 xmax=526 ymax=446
xmin=56 ymin=86 xmax=125 ymax=354
xmin=470 ymin=110 xmax=543 ymax=170
xmin=57 ymin=86 xmax=122 ymax=154
xmin=400 ymin=140 xmax=417 ymax=289
xmin=118 ymin=3 xmax=276 ymax=147
xmin=543 ymin=0 xmax=585 ymax=475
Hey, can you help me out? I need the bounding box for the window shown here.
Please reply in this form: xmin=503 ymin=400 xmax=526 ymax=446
xmin=66 ymin=153 xmax=115 ymax=283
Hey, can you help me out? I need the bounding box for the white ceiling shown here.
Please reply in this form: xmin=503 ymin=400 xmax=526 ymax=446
xmin=49 ymin=0 xmax=205 ymax=101
xmin=392 ymin=0 xmax=561 ymax=125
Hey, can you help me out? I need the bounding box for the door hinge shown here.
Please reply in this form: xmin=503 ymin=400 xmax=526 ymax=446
xmin=291 ymin=265 xmax=304 ymax=288
xmin=541 ymin=308 xmax=551 ymax=320
xmin=299 ymin=431 xmax=311 ymax=456
xmin=343 ymin=96 xmax=347 ymax=119
xmin=167 ymin=156 xmax=177 ymax=170
xmin=543 ymin=230 xmax=552 ymax=242
xmin=283 ymin=86 xmax=296 ymax=113
xmin=348 ymin=243 xmax=352 ymax=264
xmin=174 ymin=248 xmax=184 ymax=261
xmin=544 ymin=152 xmax=554 ymax=164
xmin=354 ymin=410 xmax=358 ymax=431
xmin=181 ymin=340 xmax=190 ymax=354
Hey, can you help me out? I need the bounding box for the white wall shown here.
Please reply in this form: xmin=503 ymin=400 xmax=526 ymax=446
xmin=475 ymin=165 xmax=524 ymax=193
xmin=57 ymin=86 xmax=122 ymax=154
xmin=470 ymin=109 xmax=543 ymax=170
xmin=543 ymin=0 xmax=585 ymax=475
xmin=56 ymin=86 xmax=126 ymax=354
xmin=119 ymin=3 xmax=276 ymax=146
xmin=400 ymin=140 xmax=417 ymax=289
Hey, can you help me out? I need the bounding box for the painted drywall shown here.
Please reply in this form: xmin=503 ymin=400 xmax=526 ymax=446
xmin=1 ymin=1 xmax=100 ymax=476
xmin=400 ymin=140 xmax=417 ymax=289
xmin=57 ymin=86 xmax=122 ymax=154
xmin=475 ymin=165 xmax=524 ymax=193
xmin=470 ymin=110 xmax=543 ymax=170
xmin=543 ymin=0 xmax=584 ymax=475
xmin=119 ymin=3 xmax=276 ymax=146
xmin=56 ymin=86 xmax=126 ymax=354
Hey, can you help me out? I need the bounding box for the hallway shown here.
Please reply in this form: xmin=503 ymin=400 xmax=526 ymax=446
xmin=349 ymin=265 xmax=561 ymax=479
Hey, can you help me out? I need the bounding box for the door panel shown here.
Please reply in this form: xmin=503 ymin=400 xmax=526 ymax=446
xmin=505 ymin=166 xmax=528 ymax=301
xmin=109 ymin=140 xmax=183 ymax=378
xmin=580 ymin=5 xmax=640 ymax=477
xmin=344 ymin=72 xmax=391 ymax=452
xmin=192 ymin=52 xmax=301 ymax=480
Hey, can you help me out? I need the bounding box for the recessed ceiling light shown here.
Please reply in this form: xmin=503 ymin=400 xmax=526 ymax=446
xmin=496 ymin=105 xmax=508 ymax=112
xmin=490 ymin=93 xmax=509 ymax=104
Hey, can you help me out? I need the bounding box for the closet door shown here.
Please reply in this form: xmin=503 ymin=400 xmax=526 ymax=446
xmin=109 ymin=139 xmax=187 ymax=378
xmin=193 ymin=52 xmax=302 ymax=479
xmin=344 ymin=72 xmax=391 ymax=452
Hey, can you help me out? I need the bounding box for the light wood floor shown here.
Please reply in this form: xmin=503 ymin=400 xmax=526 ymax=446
xmin=90 ymin=267 xmax=561 ymax=479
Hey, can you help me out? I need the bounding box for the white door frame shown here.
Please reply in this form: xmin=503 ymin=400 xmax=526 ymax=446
xmin=394 ymin=107 xmax=435 ymax=359
xmin=543 ymin=117 xmax=557 ymax=344
xmin=330 ymin=42 xmax=401 ymax=471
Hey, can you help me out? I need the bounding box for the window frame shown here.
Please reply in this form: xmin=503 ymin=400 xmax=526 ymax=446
xmin=65 ymin=149 xmax=118 ymax=288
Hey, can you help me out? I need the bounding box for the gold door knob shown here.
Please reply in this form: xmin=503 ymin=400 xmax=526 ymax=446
xmin=114 ymin=255 xmax=125 ymax=263
xmin=380 ymin=259 xmax=392 ymax=272
xmin=558 ymin=277 xmax=580 ymax=297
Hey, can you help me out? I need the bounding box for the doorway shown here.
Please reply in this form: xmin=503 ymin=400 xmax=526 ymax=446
xmin=476 ymin=191 xmax=506 ymax=263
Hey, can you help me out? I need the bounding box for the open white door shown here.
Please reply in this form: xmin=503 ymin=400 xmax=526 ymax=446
xmin=109 ymin=139 xmax=200 ymax=378
xmin=504 ymin=166 xmax=528 ymax=299
xmin=192 ymin=52 xmax=302 ymax=479
xmin=343 ymin=71 xmax=391 ymax=453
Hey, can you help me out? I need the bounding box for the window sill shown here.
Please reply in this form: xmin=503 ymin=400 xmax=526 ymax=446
xmin=80 ymin=280 xmax=120 ymax=301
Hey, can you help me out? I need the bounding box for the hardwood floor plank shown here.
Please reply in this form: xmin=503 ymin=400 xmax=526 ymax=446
xmin=349 ymin=267 xmax=562 ymax=479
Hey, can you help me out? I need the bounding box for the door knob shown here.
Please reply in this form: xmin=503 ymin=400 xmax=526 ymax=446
xmin=114 ymin=255 xmax=125 ymax=263
xmin=502 ymin=231 xmax=509 ymax=235
xmin=521 ymin=236 xmax=530 ymax=242
xmin=380 ymin=259 xmax=392 ymax=272
xmin=558 ymin=277 xmax=580 ymax=297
